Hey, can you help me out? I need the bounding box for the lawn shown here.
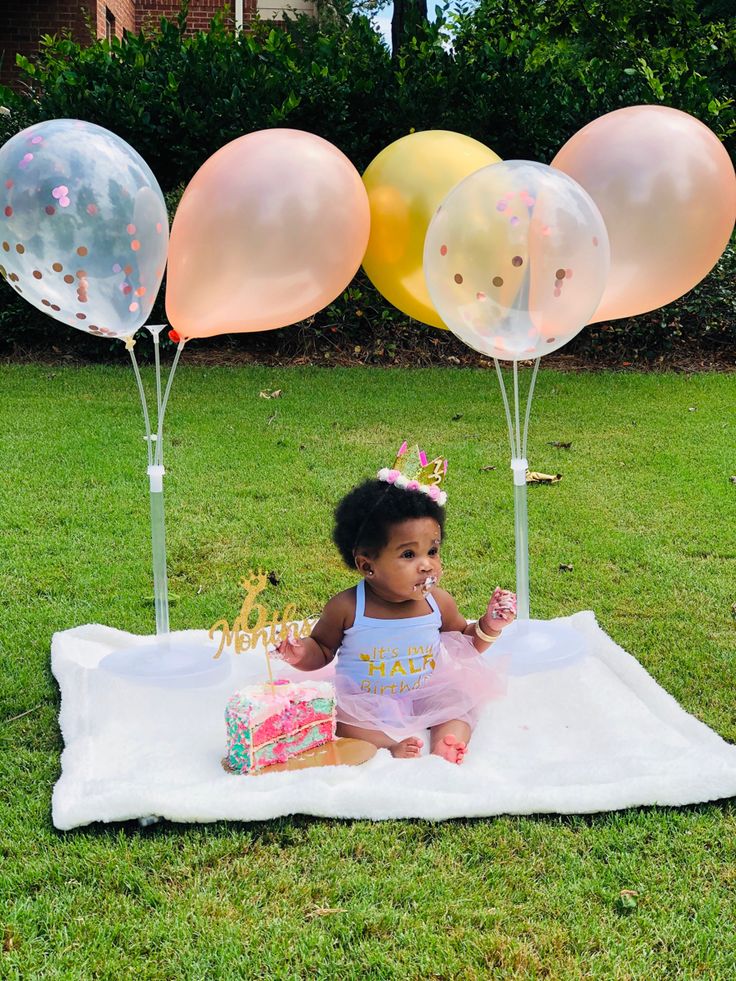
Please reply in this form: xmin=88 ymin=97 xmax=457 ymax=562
xmin=1 ymin=363 xmax=735 ymax=979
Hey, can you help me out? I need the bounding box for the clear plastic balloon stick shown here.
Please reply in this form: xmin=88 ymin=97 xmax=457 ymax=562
xmin=100 ymin=332 xmax=231 ymax=690
xmin=513 ymin=361 xmax=522 ymax=458
xmin=493 ymin=358 xmax=539 ymax=621
xmin=494 ymin=359 xmax=516 ymax=458
xmin=146 ymin=341 xmax=185 ymax=633
xmin=148 ymin=467 xmax=169 ymax=636
xmin=128 ymin=344 xmax=153 ymax=469
xmin=127 ymin=335 xmax=185 ymax=637
xmin=153 ymin=333 xmax=163 ymax=420
xmin=522 ymin=359 xmax=541 ymax=460
xmin=513 ymin=472 xmax=530 ymax=621
xmin=155 ymin=341 xmax=185 ymax=468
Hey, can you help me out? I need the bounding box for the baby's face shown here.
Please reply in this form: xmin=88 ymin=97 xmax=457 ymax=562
xmin=368 ymin=517 xmax=443 ymax=603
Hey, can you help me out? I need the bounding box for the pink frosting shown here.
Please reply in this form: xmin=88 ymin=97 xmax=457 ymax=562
xmin=386 ymin=469 xmax=400 ymax=483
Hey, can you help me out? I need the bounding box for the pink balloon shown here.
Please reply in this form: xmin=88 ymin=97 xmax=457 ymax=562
xmin=552 ymin=106 xmax=736 ymax=323
xmin=165 ymin=129 xmax=370 ymax=339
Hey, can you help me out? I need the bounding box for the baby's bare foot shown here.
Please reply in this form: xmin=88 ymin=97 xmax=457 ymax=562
xmin=390 ymin=736 xmax=424 ymax=759
xmin=432 ymin=733 xmax=467 ymax=765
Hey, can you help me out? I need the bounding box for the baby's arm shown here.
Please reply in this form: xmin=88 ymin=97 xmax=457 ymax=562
xmin=273 ymin=591 xmax=350 ymax=671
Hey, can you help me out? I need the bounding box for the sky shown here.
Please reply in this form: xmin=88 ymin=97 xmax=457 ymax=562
xmin=371 ymin=3 xmax=452 ymax=49
xmin=373 ymin=9 xmax=392 ymax=46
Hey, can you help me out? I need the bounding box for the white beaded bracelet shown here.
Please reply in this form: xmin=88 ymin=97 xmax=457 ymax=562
xmin=474 ymin=619 xmax=502 ymax=643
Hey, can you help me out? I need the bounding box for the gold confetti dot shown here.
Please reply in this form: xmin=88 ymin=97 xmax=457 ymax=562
xmin=555 ymin=269 xmax=566 ymax=280
xmin=52 ymin=262 xmax=63 ymax=272
xmin=76 ymin=313 xmax=86 ymax=320
xmin=32 ymin=270 xmax=42 ymax=279
xmin=454 ymin=273 xmax=463 ymax=284
xmin=15 ymin=244 xmax=24 ymax=254
xmin=50 ymin=304 xmax=60 ymax=311
xmin=77 ymin=246 xmax=88 ymax=257
xmin=512 ymin=256 xmax=523 ymax=267
xmin=493 ymin=276 xmax=504 ymax=288
xmin=64 ymin=275 xmax=74 ymax=284
xmin=2 ymin=242 xmax=9 ymax=252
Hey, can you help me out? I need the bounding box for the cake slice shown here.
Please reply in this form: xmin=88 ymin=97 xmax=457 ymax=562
xmin=225 ymin=679 xmax=336 ymax=774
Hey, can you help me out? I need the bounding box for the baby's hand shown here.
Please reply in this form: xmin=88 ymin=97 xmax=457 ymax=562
xmin=271 ymin=628 xmax=307 ymax=666
xmin=484 ymin=587 xmax=517 ymax=630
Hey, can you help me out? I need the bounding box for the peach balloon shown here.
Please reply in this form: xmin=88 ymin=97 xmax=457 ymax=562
xmin=552 ymin=106 xmax=736 ymax=324
xmin=166 ymin=129 xmax=370 ymax=338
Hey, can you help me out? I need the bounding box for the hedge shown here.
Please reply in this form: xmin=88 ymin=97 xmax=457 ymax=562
xmin=0 ymin=0 xmax=733 ymax=359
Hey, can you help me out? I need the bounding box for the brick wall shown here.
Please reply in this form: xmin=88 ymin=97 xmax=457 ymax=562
xmin=1 ymin=1 xmax=87 ymax=89
xmin=0 ymin=0 xmax=306 ymax=91
xmin=93 ymin=0 xmax=136 ymax=38
xmin=136 ymin=1 xmax=238 ymax=34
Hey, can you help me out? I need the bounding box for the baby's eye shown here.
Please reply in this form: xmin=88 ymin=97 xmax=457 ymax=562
xmin=429 ymin=547 xmax=439 ymax=556
xmin=401 ymin=550 xmax=415 ymax=559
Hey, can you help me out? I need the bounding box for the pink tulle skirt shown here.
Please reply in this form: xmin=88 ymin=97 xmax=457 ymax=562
xmin=334 ymin=631 xmax=509 ymax=743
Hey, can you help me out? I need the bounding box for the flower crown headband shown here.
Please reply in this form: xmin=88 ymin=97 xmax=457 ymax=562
xmin=377 ymin=441 xmax=448 ymax=506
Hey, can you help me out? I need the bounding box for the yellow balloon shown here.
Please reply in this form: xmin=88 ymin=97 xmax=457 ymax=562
xmin=362 ymin=131 xmax=502 ymax=329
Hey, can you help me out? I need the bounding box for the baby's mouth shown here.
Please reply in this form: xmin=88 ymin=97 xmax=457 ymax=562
xmin=414 ymin=575 xmax=438 ymax=594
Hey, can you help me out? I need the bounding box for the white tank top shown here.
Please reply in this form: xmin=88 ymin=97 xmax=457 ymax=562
xmin=336 ymin=580 xmax=442 ymax=697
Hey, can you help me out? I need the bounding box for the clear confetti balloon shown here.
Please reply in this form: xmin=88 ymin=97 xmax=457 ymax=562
xmin=423 ymin=160 xmax=610 ymax=361
xmin=0 ymin=119 xmax=168 ymax=340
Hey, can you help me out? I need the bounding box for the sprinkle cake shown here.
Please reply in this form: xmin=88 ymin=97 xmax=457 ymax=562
xmin=225 ymin=679 xmax=336 ymax=774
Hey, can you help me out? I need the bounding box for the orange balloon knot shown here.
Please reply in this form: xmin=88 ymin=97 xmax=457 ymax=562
xmin=168 ymin=329 xmax=181 ymax=344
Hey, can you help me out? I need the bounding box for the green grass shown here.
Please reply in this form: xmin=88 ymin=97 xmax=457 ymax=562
xmin=1 ymin=363 xmax=735 ymax=979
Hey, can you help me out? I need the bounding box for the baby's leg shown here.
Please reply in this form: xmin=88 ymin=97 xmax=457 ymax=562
xmin=336 ymin=721 xmax=423 ymax=758
xmin=429 ymin=719 xmax=471 ymax=765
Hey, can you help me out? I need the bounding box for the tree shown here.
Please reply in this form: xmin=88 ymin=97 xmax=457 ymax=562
xmin=391 ymin=0 xmax=429 ymax=53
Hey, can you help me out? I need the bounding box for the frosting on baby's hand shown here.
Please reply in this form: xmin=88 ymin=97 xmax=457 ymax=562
xmin=487 ymin=587 xmax=517 ymax=621
xmin=271 ymin=628 xmax=301 ymax=662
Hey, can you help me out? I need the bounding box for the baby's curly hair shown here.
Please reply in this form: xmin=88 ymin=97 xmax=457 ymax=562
xmin=333 ymin=479 xmax=446 ymax=569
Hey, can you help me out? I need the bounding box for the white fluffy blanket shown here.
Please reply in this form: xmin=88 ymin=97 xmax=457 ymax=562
xmin=51 ymin=612 xmax=736 ymax=829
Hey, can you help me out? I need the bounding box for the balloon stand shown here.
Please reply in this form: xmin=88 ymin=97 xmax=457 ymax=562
xmin=99 ymin=328 xmax=225 ymax=688
xmin=491 ymin=359 xmax=585 ymax=675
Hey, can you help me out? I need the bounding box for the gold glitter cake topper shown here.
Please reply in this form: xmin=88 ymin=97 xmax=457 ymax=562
xmin=209 ymin=569 xmax=316 ymax=661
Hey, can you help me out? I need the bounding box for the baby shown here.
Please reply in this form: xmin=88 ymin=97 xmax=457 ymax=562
xmin=276 ymin=445 xmax=516 ymax=764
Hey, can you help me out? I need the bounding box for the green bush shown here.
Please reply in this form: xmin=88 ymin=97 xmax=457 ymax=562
xmin=0 ymin=0 xmax=733 ymax=360
xmin=448 ymin=0 xmax=735 ymax=162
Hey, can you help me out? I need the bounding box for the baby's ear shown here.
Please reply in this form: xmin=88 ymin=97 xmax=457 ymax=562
xmin=354 ymin=553 xmax=373 ymax=577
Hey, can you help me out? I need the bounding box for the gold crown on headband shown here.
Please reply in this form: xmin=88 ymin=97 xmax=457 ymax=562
xmin=377 ymin=441 xmax=448 ymax=505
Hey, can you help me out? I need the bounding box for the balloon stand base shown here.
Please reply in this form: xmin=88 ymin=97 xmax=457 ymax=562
xmin=99 ymin=635 xmax=230 ymax=689
xmin=491 ymin=618 xmax=586 ymax=676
